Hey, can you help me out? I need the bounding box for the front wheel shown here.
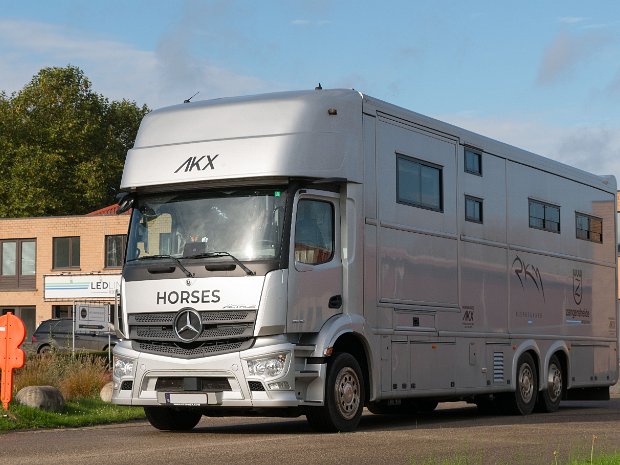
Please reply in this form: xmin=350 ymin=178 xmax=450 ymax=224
xmin=306 ymin=352 xmax=364 ymax=432
xmin=144 ymin=407 xmax=202 ymax=431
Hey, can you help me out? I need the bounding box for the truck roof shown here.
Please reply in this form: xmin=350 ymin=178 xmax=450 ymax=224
xmin=122 ymin=89 xmax=615 ymax=194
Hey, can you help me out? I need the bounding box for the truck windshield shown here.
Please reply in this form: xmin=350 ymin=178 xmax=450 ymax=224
xmin=126 ymin=188 xmax=288 ymax=262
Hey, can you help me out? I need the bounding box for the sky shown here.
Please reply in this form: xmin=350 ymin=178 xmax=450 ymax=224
xmin=1 ymin=0 xmax=620 ymax=181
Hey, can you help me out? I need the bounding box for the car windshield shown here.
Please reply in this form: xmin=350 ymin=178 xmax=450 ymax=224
xmin=126 ymin=187 xmax=288 ymax=262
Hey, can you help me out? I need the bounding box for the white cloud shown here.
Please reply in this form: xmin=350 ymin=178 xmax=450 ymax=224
xmin=441 ymin=113 xmax=620 ymax=181
xmin=290 ymin=19 xmax=331 ymax=26
xmin=558 ymin=17 xmax=588 ymax=25
xmin=537 ymin=31 xmax=608 ymax=85
xmin=0 ymin=19 xmax=275 ymax=108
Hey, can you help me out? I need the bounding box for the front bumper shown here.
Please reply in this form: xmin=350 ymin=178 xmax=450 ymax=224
xmin=111 ymin=340 xmax=325 ymax=408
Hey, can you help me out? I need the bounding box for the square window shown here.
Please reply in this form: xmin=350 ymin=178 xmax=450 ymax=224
xmin=528 ymin=199 xmax=560 ymax=234
xmin=575 ymin=213 xmax=603 ymax=243
xmin=53 ymin=236 xmax=80 ymax=269
xmin=397 ymin=154 xmax=443 ymax=211
xmin=464 ymin=148 xmax=482 ymax=176
xmin=0 ymin=239 xmax=36 ymax=290
xmin=465 ymin=196 xmax=483 ymax=223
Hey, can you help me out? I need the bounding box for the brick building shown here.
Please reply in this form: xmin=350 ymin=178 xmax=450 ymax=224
xmin=0 ymin=206 xmax=129 ymax=339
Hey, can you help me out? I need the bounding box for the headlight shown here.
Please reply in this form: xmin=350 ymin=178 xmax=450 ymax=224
xmin=246 ymin=353 xmax=288 ymax=379
xmin=113 ymin=357 xmax=135 ymax=378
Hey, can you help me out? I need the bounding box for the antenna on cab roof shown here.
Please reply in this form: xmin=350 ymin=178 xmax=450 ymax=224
xmin=183 ymin=91 xmax=200 ymax=103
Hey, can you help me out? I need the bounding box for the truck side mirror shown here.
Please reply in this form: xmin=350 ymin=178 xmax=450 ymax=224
xmin=116 ymin=193 xmax=135 ymax=214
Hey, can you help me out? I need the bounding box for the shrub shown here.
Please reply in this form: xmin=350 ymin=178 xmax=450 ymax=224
xmin=13 ymin=351 xmax=110 ymax=400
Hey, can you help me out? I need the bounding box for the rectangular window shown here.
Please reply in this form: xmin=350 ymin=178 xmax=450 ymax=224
xmin=576 ymin=213 xmax=603 ymax=243
xmin=2 ymin=242 xmax=16 ymax=276
xmin=529 ymin=199 xmax=560 ymax=233
xmin=397 ymin=154 xmax=443 ymax=211
xmin=464 ymin=148 xmax=482 ymax=176
xmin=0 ymin=239 xmax=36 ymax=289
xmin=105 ymin=234 xmax=127 ymax=268
xmin=53 ymin=236 xmax=80 ymax=269
xmin=294 ymin=199 xmax=334 ymax=265
xmin=465 ymin=196 xmax=483 ymax=223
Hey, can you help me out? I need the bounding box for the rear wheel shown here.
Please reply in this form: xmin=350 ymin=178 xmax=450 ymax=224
xmin=306 ymin=352 xmax=364 ymax=432
xmin=536 ymin=354 xmax=563 ymax=413
xmin=144 ymin=407 xmax=202 ymax=431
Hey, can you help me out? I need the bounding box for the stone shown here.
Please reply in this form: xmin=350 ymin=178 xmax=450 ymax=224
xmin=16 ymin=385 xmax=65 ymax=412
xmin=100 ymin=381 xmax=114 ymax=403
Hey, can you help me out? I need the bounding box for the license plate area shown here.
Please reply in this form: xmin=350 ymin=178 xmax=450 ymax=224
xmin=157 ymin=391 xmax=223 ymax=406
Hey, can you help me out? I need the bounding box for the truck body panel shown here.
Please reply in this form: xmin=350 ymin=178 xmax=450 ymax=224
xmin=112 ymin=89 xmax=618 ymax=431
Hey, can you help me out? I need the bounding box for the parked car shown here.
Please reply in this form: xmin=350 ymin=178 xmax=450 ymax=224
xmin=30 ymin=318 xmax=118 ymax=353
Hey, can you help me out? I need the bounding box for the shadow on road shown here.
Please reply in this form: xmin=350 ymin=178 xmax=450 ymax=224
xmin=173 ymin=398 xmax=620 ymax=436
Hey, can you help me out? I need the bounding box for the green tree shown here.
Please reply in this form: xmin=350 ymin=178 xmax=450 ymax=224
xmin=0 ymin=65 xmax=149 ymax=217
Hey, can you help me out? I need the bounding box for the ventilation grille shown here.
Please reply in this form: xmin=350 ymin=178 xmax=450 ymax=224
xmin=249 ymin=381 xmax=265 ymax=392
xmin=127 ymin=310 xmax=257 ymax=359
xmin=120 ymin=381 xmax=133 ymax=391
xmin=493 ymin=352 xmax=504 ymax=383
xmin=134 ymin=339 xmax=253 ymax=359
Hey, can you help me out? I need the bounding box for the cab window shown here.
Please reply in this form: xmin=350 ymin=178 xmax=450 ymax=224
xmin=294 ymin=200 xmax=334 ymax=265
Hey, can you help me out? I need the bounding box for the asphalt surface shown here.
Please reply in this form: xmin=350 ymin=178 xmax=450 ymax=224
xmin=2 ymin=398 xmax=620 ymax=465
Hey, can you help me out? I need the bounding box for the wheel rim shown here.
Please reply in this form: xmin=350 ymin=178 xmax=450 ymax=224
xmin=334 ymin=366 xmax=361 ymax=420
xmin=518 ymin=363 xmax=534 ymax=404
xmin=547 ymin=362 xmax=562 ymax=402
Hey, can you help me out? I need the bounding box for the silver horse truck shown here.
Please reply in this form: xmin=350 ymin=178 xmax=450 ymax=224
xmin=111 ymin=89 xmax=618 ymax=432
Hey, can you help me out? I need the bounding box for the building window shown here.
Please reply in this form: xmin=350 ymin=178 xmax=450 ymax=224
xmin=464 ymin=148 xmax=482 ymax=176
xmin=0 ymin=239 xmax=36 ymax=290
xmin=576 ymin=213 xmax=602 ymax=243
xmin=397 ymin=154 xmax=443 ymax=212
xmin=465 ymin=196 xmax=483 ymax=223
xmin=53 ymin=236 xmax=80 ymax=269
xmin=617 ymin=211 xmax=620 ymax=254
xmin=105 ymin=235 xmax=127 ymax=268
xmin=529 ymin=199 xmax=560 ymax=233
xmin=1 ymin=306 xmax=36 ymax=340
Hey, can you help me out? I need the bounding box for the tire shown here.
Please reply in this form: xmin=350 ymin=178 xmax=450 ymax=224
xmin=536 ymin=354 xmax=563 ymax=413
xmin=306 ymin=352 xmax=365 ymax=432
xmin=37 ymin=344 xmax=51 ymax=354
xmin=144 ymin=407 xmax=202 ymax=431
xmin=505 ymin=352 xmax=538 ymax=415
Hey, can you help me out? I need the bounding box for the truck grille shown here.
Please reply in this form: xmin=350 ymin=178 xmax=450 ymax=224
xmin=128 ymin=310 xmax=256 ymax=359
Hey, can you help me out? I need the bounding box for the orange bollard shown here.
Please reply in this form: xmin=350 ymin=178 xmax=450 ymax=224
xmin=0 ymin=312 xmax=26 ymax=410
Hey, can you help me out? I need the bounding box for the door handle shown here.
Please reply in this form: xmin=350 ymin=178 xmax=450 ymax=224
xmin=328 ymin=295 xmax=342 ymax=309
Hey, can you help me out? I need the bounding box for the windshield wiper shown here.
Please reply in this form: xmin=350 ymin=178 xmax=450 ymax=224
xmin=128 ymin=254 xmax=195 ymax=278
xmin=185 ymin=251 xmax=256 ymax=276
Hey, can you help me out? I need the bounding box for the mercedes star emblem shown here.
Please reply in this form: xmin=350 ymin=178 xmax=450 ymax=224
xmin=173 ymin=308 xmax=202 ymax=342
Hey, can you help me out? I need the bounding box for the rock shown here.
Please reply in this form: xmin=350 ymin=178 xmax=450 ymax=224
xmin=16 ymin=386 xmax=65 ymax=412
xmin=100 ymin=381 xmax=114 ymax=402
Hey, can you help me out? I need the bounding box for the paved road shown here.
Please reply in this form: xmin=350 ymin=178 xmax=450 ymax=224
xmin=1 ymin=399 xmax=619 ymax=465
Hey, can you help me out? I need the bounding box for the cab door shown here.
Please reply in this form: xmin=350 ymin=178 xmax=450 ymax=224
xmin=287 ymin=190 xmax=343 ymax=333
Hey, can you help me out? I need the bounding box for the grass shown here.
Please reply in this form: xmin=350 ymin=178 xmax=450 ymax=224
xmin=410 ymin=446 xmax=620 ymax=465
xmin=409 ymin=435 xmax=620 ymax=465
xmin=0 ymin=350 xmax=145 ymax=431
xmin=0 ymin=397 xmax=145 ymax=431
xmin=409 ymin=450 xmax=620 ymax=465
